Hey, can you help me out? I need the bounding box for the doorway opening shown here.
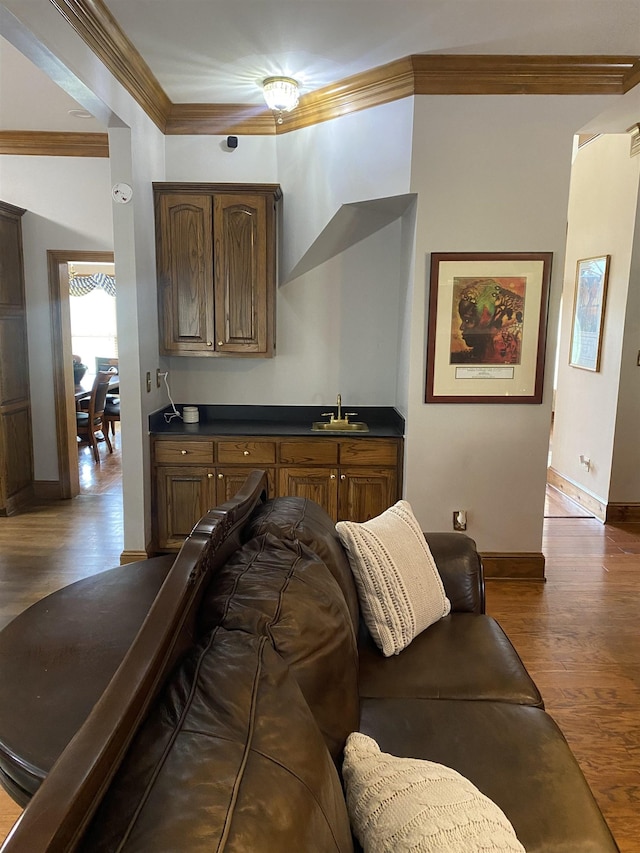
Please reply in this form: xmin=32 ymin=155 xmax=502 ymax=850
xmin=48 ymin=250 xmax=121 ymax=499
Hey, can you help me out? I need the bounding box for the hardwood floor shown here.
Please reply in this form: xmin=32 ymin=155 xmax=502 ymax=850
xmin=0 ymin=427 xmax=123 ymax=838
xmin=0 ymin=461 xmax=638 ymax=850
xmin=486 ymin=517 xmax=640 ymax=852
xmin=0 ymin=427 xmax=123 ymax=634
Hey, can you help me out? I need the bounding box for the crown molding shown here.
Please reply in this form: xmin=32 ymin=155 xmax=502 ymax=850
xmin=628 ymin=123 xmax=640 ymax=158
xmin=41 ymin=1 xmax=640 ymax=138
xmin=277 ymin=57 xmax=416 ymax=133
xmin=49 ymin=0 xmax=170 ymax=131
xmin=0 ymin=131 xmax=109 ymax=157
xmin=165 ymin=104 xmax=277 ymax=136
xmin=411 ymin=54 xmax=637 ymax=95
xmin=623 ymin=59 xmax=640 ymax=93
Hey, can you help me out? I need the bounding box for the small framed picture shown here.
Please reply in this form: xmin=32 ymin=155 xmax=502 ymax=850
xmin=426 ymin=252 xmax=552 ymax=403
xmin=569 ymin=255 xmax=611 ymax=372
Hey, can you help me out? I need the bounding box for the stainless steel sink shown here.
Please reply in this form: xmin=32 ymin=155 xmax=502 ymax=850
xmin=311 ymin=421 xmax=369 ymax=432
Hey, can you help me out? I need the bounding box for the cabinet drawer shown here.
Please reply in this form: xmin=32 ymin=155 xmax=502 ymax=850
xmin=154 ymin=440 xmax=214 ymax=464
xmin=339 ymin=439 xmax=399 ymax=466
xmin=278 ymin=440 xmax=339 ymax=465
xmin=216 ymin=440 xmax=276 ymax=464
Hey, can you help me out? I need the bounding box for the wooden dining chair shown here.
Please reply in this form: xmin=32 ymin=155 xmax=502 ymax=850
xmin=76 ymin=372 xmax=113 ymax=462
xmin=104 ymin=394 xmax=120 ymax=437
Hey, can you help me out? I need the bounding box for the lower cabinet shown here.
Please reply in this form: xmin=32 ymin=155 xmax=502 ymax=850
xmin=152 ymin=435 xmax=402 ymax=551
xmin=155 ymin=465 xmax=216 ymax=550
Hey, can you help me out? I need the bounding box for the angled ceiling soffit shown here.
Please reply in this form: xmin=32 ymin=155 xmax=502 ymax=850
xmin=284 ymin=194 xmax=417 ymax=285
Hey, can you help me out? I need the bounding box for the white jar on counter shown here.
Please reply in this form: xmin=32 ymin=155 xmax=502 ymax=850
xmin=183 ymin=406 xmax=199 ymax=424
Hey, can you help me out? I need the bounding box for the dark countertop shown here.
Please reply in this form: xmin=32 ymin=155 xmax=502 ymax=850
xmin=149 ymin=404 xmax=404 ymax=438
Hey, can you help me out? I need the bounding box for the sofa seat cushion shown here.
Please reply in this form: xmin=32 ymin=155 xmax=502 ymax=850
xmin=80 ymin=628 xmax=354 ymax=853
xmin=198 ymin=533 xmax=359 ymax=762
xmin=359 ymin=697 xmax=618 ymax=853
xmin=358 ymin=613 xmax=543 ymax=707
xmin=246 ymin=497 xmax=360 ymax=632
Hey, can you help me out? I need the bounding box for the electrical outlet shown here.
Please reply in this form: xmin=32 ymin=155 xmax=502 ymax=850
xmin=453 ymin=510 xmax=467 ymax=531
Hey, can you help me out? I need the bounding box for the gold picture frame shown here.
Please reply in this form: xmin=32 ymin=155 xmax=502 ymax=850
xmin=569 ymin=255 xmax=610 ymax=372
xmin=426 ymin=252 xmax=552 ymax=403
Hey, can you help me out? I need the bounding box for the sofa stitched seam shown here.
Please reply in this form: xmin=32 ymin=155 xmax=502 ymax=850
xmin=217 ymin=535 xmax=270 ymax=624
xmin=111 ymin=623 xmax=224 ymax=853
xmin=265 ymin=540 xmax=301 ymax=644
xmin=245 ymin=746 xmax=345 ymax=852
xmin=217 ymin=635 xmax=268 ymax=852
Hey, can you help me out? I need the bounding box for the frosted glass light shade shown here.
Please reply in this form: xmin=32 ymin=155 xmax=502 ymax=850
xmin=262 ymin=77 xmax=300 ymax=113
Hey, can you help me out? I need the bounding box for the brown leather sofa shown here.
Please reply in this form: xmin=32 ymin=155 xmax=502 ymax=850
xmin=1 ymin=471 xmax=618 ymax=852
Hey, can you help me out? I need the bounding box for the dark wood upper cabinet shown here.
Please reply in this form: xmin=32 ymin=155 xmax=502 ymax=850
xmin=154 ymin=183 xmax=281 ymax=357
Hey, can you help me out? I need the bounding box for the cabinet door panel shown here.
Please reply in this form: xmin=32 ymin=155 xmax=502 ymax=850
xmin=0 ymin=316 xmax=29 ymax=405
xmin=156 ymin=194 xmax=214 ymax=354
xmin=0 ymin=211 xmax=24 ymax=307
xmin=338 ymin=468 xmax=398 ymax=523
xmin=155 ymin=467 xmax=215 ymax=549
xmin=215 ymin=467 xmax=275 ymax=504
xmin=213 ymin=195 xmax=268 ymax=354
xmin=0 ymin=406 xmax=33 ymax=508
xmin=278 ymin=467 xmax=338 ymax=520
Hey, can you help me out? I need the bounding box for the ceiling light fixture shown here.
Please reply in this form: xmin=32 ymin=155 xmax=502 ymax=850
xmin=262 ymin=76 xmax=300 ymax=124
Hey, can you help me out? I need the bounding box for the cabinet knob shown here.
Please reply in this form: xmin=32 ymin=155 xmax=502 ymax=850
xmin=181 ymin=450 xmax=188 ymax=455
xmin=218 ymin=341 xmax=224 ymax=346
xmin=207 ymin=473 xmax=213 ymax=478
xmin=218 ymin=473 xmax=224 ymax=479
xmin=207 ymin=341 xmax=213 ymax=346
xmin=340 ymin=474 xmax=346 ymax=480
xmin=243 ymin=450 xmax=250 ymax=456
xmin=330 ymin=474 xmax=336 ymax=480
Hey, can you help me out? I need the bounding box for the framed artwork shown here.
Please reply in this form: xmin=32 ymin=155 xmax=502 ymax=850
xmin=426 ymin=252 xmax=552 ymax=403
xmin=569 ymin=255 xmax=610 ymax=372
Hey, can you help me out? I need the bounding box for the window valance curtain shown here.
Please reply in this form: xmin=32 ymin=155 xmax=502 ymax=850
xmin=69 ymin=272 xmax=116 ymax=298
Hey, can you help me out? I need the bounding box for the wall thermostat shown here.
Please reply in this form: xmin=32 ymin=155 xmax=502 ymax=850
xmin=112 ymin=182 xmax=133 ymax=204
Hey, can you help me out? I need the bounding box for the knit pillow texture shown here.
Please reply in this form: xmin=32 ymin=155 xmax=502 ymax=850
xmin=336 ymin=500 xmax=450 ymax=656
xmin=343 ymin=733 xmax=525 ymax=853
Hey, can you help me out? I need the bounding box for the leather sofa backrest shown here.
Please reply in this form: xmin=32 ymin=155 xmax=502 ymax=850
xmin=79 ymin=629 xmax=354 ymax=853
xmin=245 ymin=497 xmax=361 ymax=632
xmin=198 ymin=532 xmax=360 ymax=762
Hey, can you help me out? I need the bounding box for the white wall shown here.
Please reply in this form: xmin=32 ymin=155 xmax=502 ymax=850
xmin=163 ymin=102 xmax=415 ymax=410
xmin=276 ymin=100 xmax=414 ymax=281
xmin=404 ymin=94 xmax=613 ymax=553
xmin=167 ymin=216 xmax=406 ymax=408
xmin=165 ymin=135 xmax=277 ymax=184
xmin=2 ymin=0 xmax=632 ymax=557
xmin=553 ymin=134 xmax=640 ymax=505
xmin=0 ymin=155 xmax=113 ymax=481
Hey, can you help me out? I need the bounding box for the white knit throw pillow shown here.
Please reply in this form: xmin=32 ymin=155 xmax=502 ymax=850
xmin=336 ymin=501 xmax=450 ymax=656
xmin=343 ymin=733 xmax=526 ymax=853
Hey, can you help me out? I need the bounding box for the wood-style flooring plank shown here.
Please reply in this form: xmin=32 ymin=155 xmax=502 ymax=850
xmin=487 ymin=516 xmax=640 ymax=853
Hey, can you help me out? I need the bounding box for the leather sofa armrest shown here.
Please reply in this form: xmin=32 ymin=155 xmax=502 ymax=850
xmin=423 ymin=532 xmax=485 ymax=614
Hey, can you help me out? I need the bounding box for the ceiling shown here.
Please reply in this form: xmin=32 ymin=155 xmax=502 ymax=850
xmin=1 ymin=0 xmax=640 ymax=133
